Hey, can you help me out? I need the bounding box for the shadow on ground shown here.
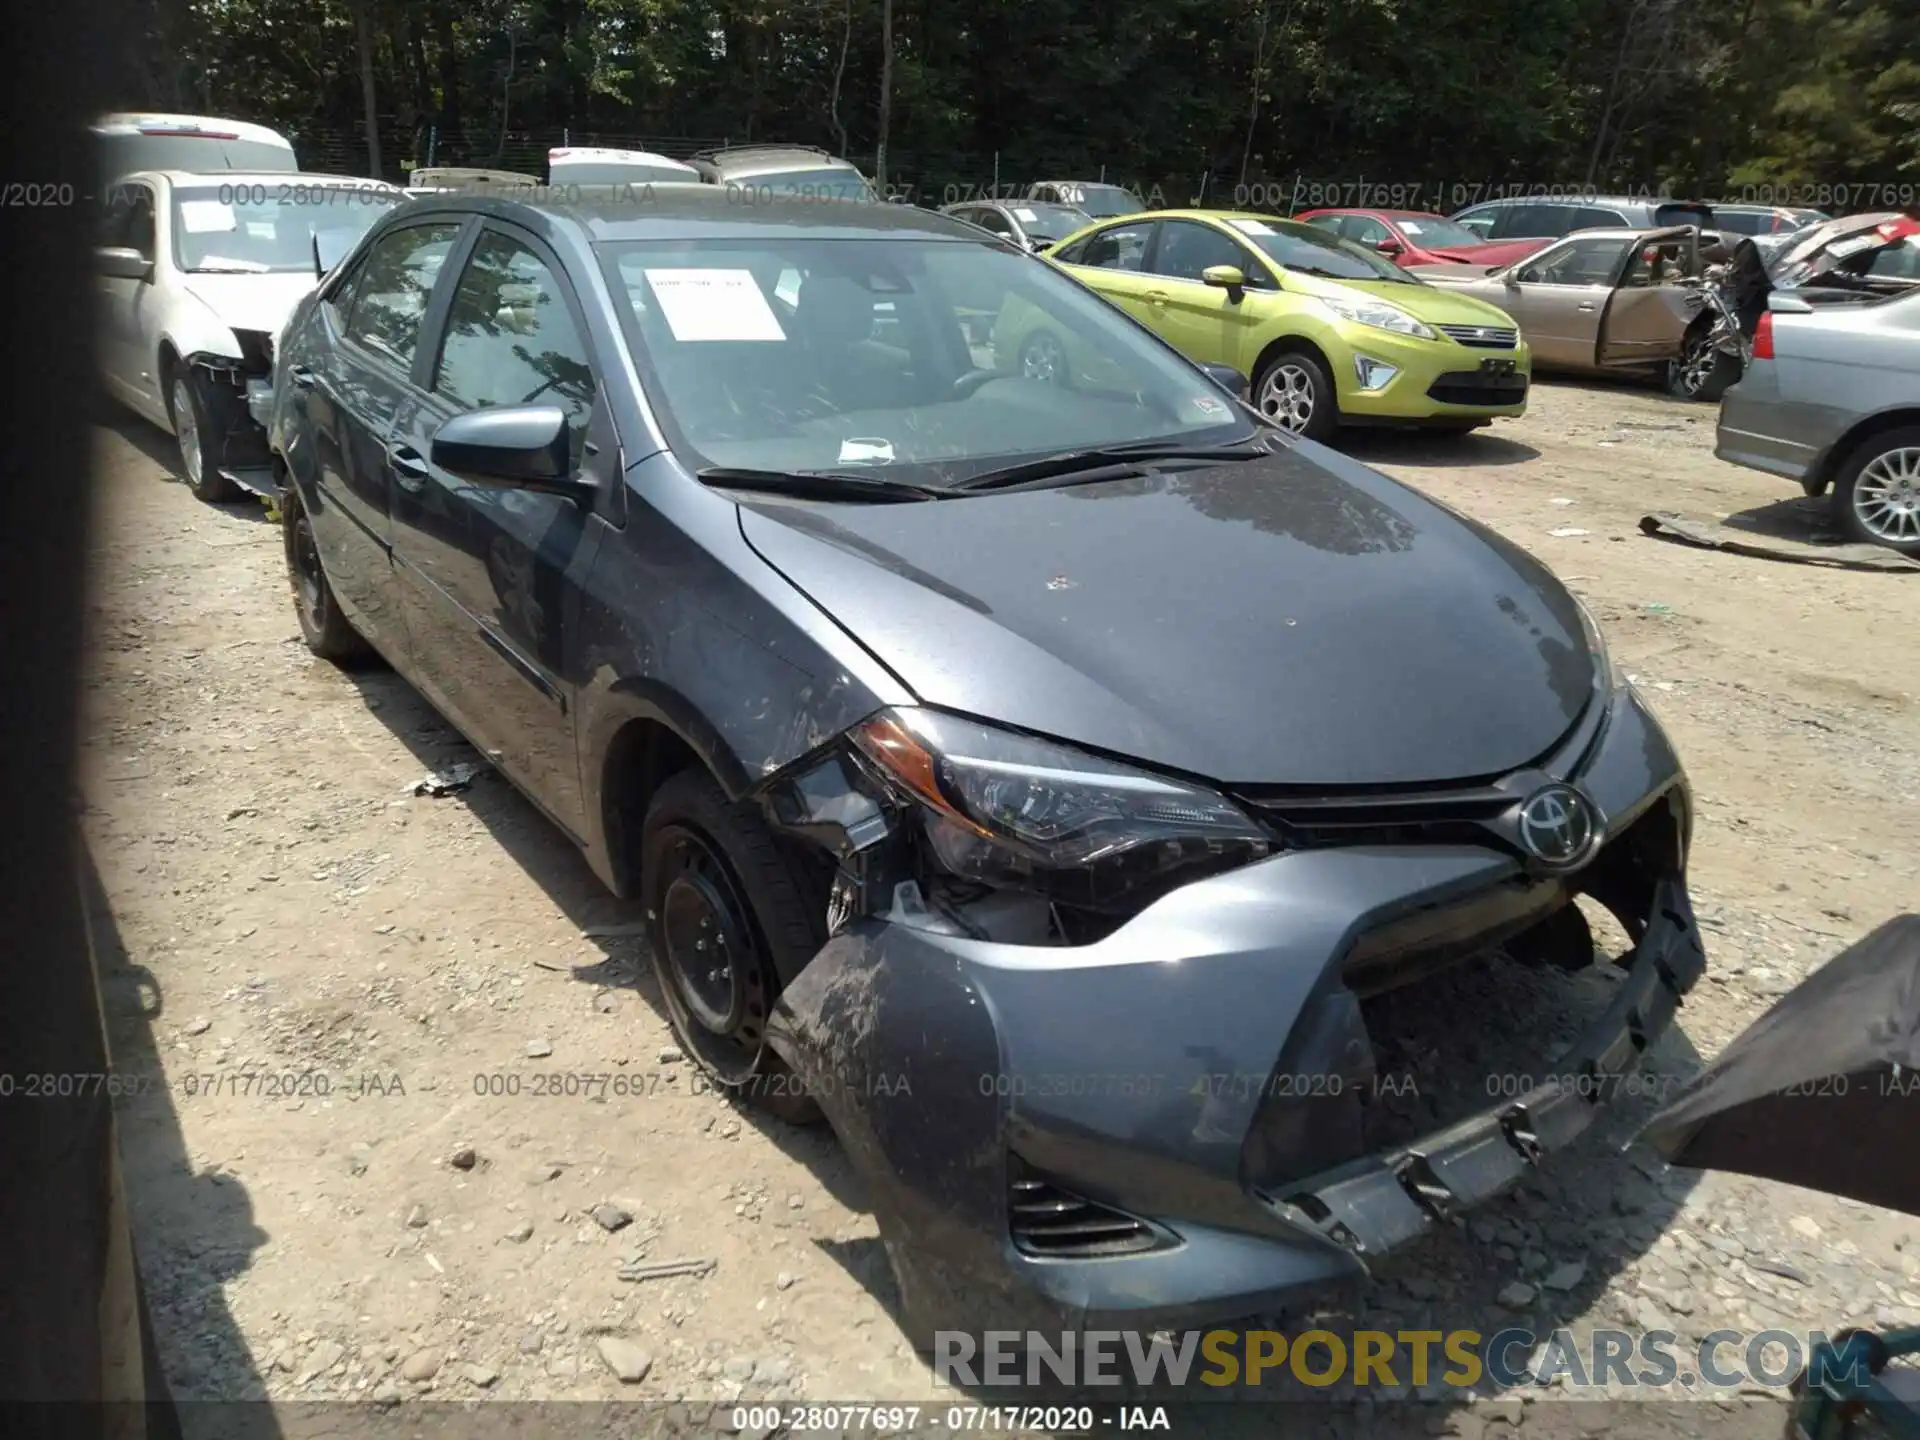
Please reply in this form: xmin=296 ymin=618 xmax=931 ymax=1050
xmin=1341 ymin=429 xmax=1540 ymax=468
xmin=97 ymin=409 xmax=273 ymax=523
xmin=90 ymin=845 xmax=282 ymax=1440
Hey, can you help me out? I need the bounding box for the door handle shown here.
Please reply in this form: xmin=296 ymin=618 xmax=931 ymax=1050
xmin=1146 ymin=290 xmax=1170 ymax=305
xmin=288 ymin=365 xmax=316 ymax=389
xmin=387 ymin=443 xmax=430 ymax=491
xmin=1577 ymin=302 xmax=1596 ymax=311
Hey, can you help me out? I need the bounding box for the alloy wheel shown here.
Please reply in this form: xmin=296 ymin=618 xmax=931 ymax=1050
xmin=654 ymin=825 xmax=772 ymax=1085
xmin=1259 ymin=362 xmax=1316 ymax=432
xmin=1853 ymin=447 xmax=1920 ymax=545
xmin=1678 ymin=335 xmax=1717 ymax=397
xmin=1020 ymin=332 xmax=1067 ymax=385
xmin=171 ymin=378 xmax=202 ymax=488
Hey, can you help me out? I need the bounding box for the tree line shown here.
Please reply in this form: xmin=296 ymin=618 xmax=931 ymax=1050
xmin=116 ymin=0 xmax=1920 ymax=205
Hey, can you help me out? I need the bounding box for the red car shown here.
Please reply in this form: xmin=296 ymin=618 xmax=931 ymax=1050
xmin=1293 ymin=208 xmax=1552 ymax=268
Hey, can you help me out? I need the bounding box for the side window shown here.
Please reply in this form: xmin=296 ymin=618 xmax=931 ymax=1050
xmin=1520 ymin=235 xmax=1633 ymax=285
xmin=346 ymin=222 xmax=464 ymax=369
xmin=1501 ymin=203 xmax=1574 ymax=239
xmin=1149 ymin=219 xmax=1256 ymax=282
xmin=1455 ymin=205 xmax=1498 ymax=237
xmin=974 ymin=208 xmax=1015 ymax=238
xmin=433 ymin=230 xmax=596 ymax=454
xmin=1076 ymin=221 xmax=1154 ymax=271
xmin=324 ymin=251 xmax=373 ymax=329
xmin=1301 ymin=213 xmax=1345 ymax=234
xmin=101 ymin=185 xmax=157 ymax=259
xmin=1343 ymin=215 xmax=1393 ymax=248
xmin=1573 ymin=206 xmax=1629 ymax=230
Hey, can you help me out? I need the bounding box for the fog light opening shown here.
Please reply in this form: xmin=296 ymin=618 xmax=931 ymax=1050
xmin=1353 ymin=355 xmax=1399 ymax=391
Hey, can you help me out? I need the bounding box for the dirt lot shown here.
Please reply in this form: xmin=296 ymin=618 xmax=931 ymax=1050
xmin=82 ymin=376 xmax=1920 ymax=1439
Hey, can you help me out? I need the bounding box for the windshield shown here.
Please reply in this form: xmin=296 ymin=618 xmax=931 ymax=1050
xmin=603 ymin=236 xmax=1253 ymax=487
xmin=1227 ymin=216 xmax=1415 ymax=282
xmin=552 ymin=161 xmax=696 ymax=185
xmin=1394 ymin=215 xmax=1487 ymax=249
xmin=1062 ymin=184 xmax=1145 ymax=217
xmin=170 ymin=184 xmax=401 ymax=273
xmin=725 ymin=167 xmax=875 ymax=201
xmin=1013 ymin=202 xmax=1090 ymax=241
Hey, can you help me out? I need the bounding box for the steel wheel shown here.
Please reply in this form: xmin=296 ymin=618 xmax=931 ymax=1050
xmin=653 ymin=824 xmax=773 ymax=1085
xmin=1257 ymin=360 xmax=1317 ymax=432
xmin=1851 ymin=446 xmax=1920 ymax=546
xmin=171 ymin=377 xmax=203 ymax=489
xmin=1019 ymin=331 xmax=1067 ymax=385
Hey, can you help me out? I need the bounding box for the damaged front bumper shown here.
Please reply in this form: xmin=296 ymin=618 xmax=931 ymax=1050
xmin=188 ymin=341 xmax=278 ymax=497
xmin=764 ymin=684 xmax=1706 ymax=1344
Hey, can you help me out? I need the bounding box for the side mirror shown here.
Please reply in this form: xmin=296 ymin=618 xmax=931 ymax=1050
xmin=1197 ymin=362 xmax=1249 ymax=399
xmin=1202 ymin=264 xmax=1247 ymax=300
xmin=1767 ymin=292 xmax=1815 ymax=316
xmin=96 ymin=246 xmax=152 ymax=282
xmin=1375 ymin=237 xmax=1404 ymax=257
xmin=431 ymin=406 xmax=588 ymax=498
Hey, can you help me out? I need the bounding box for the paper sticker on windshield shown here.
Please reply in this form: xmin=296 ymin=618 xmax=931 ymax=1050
xmin=644 ymin=268 xmax=786 ymax=342
xmin=1227 ymin=218 xmax=1275 ymax=235
xmin=838 ymin=437 xmax=895 ymax=465
xmin=1014 ymin=207 xmax=1038 ymax=222
xmin=1187 ymin=396 xmax=1231 ymax=421
xmin=179 ymin=200 xmax=238 ymax=233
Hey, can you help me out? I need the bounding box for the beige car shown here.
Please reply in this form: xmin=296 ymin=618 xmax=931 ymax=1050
xmin=1410 ymin=225 xmax=1709 ymax=379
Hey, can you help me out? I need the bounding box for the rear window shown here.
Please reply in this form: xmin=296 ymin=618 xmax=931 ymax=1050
xmin=99 ymin=133 xmax=295 ymax=185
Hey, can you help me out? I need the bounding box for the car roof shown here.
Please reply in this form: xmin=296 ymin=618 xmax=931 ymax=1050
xmin=697 ymin=146 xmax=857 ymax=174
xmin=127 ymin=170 xmax=400 ymax=189
xmin=402 ymin=187 xmax=985 ymax=243
xmin=93 ymin=113 xmax=292 ymax=146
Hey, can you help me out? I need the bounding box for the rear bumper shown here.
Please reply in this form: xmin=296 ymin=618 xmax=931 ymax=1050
xmin=1714 ymin=373 xmax=1818 ymax=483
xmin=768 ymin=684 xmax=1701 ymax=1343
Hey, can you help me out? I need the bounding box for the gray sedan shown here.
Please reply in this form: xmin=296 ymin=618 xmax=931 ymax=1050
xmin=1715 ymin=286 xmax=1920 ymax=554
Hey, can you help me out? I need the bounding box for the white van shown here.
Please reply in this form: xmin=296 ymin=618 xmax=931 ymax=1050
xmin=94 ymin=114 xmax=297 ymax=186
xmin=548 ymin=146 xmax=701 ymax=186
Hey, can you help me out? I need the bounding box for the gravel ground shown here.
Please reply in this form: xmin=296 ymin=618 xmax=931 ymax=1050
xmin=81 ymin=375 xmax=1920 ymax=1440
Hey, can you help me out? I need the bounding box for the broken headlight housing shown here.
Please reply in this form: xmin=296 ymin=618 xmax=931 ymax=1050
xmin=849 ymin=707 xmax=1273 ymax=912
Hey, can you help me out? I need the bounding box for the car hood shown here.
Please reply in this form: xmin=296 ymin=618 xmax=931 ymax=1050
xmin=1292 ymin=273 xmax=1520 ymax=327
xmin=179 ymin=272 xmax=319 ymax=337
xmin=1769 ymin=211 xmax=1920 ymax=286
xmin=737 ymin=443 xmax=1593 ymax=787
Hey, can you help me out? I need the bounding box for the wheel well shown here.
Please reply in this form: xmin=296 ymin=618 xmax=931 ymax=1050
xmin=1251 ymin=334 xmax=1334 ymax=391
xmin=157 ymin=342 xmax=181 ymax=418
xmin=1810 ymin=410 xmax=1920 ymax=494
xmin=601 ymin=718 xmax=705 ymax=897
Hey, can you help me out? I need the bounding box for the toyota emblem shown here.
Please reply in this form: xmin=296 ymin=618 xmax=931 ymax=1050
xmin=1516 ymin=784 xmax=1601 ymax=869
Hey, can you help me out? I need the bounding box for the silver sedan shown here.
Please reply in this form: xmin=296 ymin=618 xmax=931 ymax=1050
xmin=1715 ymin=285 xmax=1920 ymax=555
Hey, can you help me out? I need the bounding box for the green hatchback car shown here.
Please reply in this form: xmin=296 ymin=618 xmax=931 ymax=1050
xmin=1032 ymin=209 xmax=1533 ymax=440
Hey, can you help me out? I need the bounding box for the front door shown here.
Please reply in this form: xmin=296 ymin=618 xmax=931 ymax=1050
xmin=1499 ymin=234 xmax=1635 ymax=369
xmin=1138 ymin=218 xmax=1269 ymax=372
xmin=96 ymin=181 xmax=158 ymax=410
xmin=387 ymin=223 xmax=609 ymax=837
xmin=1597 ymin=225 xmax=1703 ymax=368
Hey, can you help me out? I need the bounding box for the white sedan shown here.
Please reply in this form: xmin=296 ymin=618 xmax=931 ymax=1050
xmin=94 ymin=170 xmax=402 ymax=501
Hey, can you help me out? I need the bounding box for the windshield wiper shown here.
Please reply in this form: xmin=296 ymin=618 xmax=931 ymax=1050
xmin=949 ymin=438 xmax=1273 ymax=494
xmin=695 ymin=466 xmax=949 ymax=502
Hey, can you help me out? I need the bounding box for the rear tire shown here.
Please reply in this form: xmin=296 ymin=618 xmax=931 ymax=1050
xmin=640 ymin=770 xmax=829 ymax=1126
xmin=1830 ymin=426 xmax=1920 ymax=556
xmin=1253 ymin=349 xmax=1338 ymax=442
xmin=282 ymin=486 xmax=373 ymax=664
xmin=168 ymin=367 xmax=241 ymax=503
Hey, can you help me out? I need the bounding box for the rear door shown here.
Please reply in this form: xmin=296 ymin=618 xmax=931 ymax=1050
xmin=1597 ymin=225 xmax=1700 ymax=367
xmin=386 ymin=222 xmax=611 ymax=835
xmin=310 ymin=217 xmax=469 ymax=651
xmin=1054 ymin=218 xmax=1160 ymax=321
xmin=1500 ymin=234 xmax=1636 ymax=367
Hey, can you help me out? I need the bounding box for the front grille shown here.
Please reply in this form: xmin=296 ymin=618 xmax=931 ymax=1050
xmin=1008 ymin=1164 xmax=1161 ymax=1258
xmin=1237 ymin=786 xmax=1516 ymax=850
xmin=1427 ymin=371 xmax=1528 ymax=407
xmin=1436 ymin=323 xmax=1518 ymax=349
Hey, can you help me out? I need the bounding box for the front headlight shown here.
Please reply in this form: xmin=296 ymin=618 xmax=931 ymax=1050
xmin=849 ymin=708 xmax=1272 ymax=911
xmin=1574 ymin=597 xmax=1616 ymax=692
xmin=1314 ymin=292 xmax=1437 ymax=341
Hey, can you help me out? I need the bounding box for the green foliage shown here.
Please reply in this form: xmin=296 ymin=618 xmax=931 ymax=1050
xmin=132 ymin=0 xmax=1920 ymax=201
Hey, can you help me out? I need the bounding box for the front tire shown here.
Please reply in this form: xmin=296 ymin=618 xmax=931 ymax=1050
xmin=282 ymin=486 xmax=373 ymax=663
xmin=640 ymin=770 xmax=828 ymax=1126
xmin=1831 ymin=426 xmax=1920 ymax=556
xmin=1668 ymin=328 xmax=1741 ymax=403
xmin=1253 ymin=349 xmax=1337 ymax=441
xmin=168 ymin=369 xmax=240 ymax=502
